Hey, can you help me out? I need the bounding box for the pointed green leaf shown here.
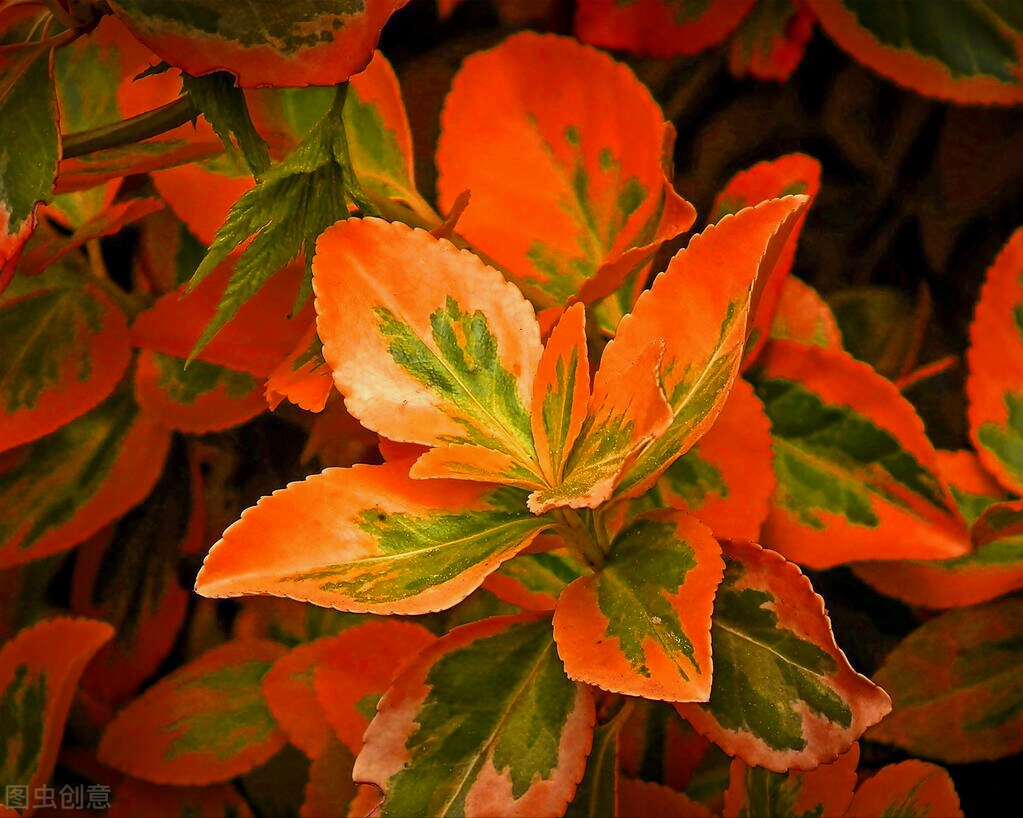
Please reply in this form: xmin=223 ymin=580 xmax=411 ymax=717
xmin=0 ymin=377 xmax=171 ymax=569
xmin=553 ymin=511 xmax=724 ymax=702
xmin=196 ymin=461 xmax=555 ymax=615
xmin=354 ymin=614 xmax=595 ymax=818
xmin=186 ymin=86 xmax=361 ymax=360
xmin=869 ymin=596 xmax=1023 ymax=763
xmin=677 ymin=541 xmax=891 ymax=772
xmin=182 ymin=70 xmax=270 ymax=179
xmin=0 ymin=618 xmax=113 ymax=812
xmin=0 ymin=9 xmax=58 ymax=273
xmin=98 ymin=640 xmax=288 ymax=785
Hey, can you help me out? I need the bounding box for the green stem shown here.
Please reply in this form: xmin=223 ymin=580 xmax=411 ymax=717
xmin=555 ymin=508 xmax=607 ymax=571
xmin=62 ymin=95 xmax=198 ymax=159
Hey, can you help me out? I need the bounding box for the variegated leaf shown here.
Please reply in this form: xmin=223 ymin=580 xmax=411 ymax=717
xmin=729 ymin=0 xmax=815 ymax=82
xmin=967 ymin=225 xmax=1023 ymax=495
xmin=618 ymin=778 xmax=714 ymax=818
xmin=0 ymin=378 xmax=171 ymax=570
xmin=69 ymin=442 xmax=201 ymax=705
xmin=605 ymin=197 xmax=808 ymax=502
xmin=132 ymin=257 xmax=313 ymax=377
xmin=261 ymin=639 xmax=337 ymax=760
xmin=531 ymin=303 xmax=590 ymax=488
xmin=844 ymin=760 xmax=963 ymax=818
xmin=313 ymin=218 xmax=545 ymax=488
xmin=554 ymin=510 xmax=723 ymax=702
xmin=196 ymin=461 xmax=554 ymax=615
xmin=98 ymin=640 xmax=288 ymax=785
xmin=266 ymin=322 xmax=333 ymax=413
xmin=722 ymin=744 xmax=858 ymax=818
xmin=0 ymin=258 xmax=132 ymax=452
xmin=869 ymin=596 xmax=1023 ymax=763
xmin=564 ymin=703 xmax=629 ymax=818
xmin=754 ymin=339 xmax=969 ymax=567
xmin=0 ymin=618 xmax=113 ymax=814
xmin=641 ymin=378 xmax=775 ymax=542
xmin=300 ymin=736 xmax=374 ymax=818
xmin=436 ymin=32 xmax=695 ymax=320
xmin=710 ymin=154 xmax=821 ymax=367
xmin=769 ymin=276 xmax=843 ymax=350
xmin=574 ymin=0 xmax=756 ymax=57
xmin=483 ymin=550 xmax=588 ymax=612
xmin=853 ymin=451 xmax=1023 ymax=608
xmin=804 ymin=0 xmax=1023 ymax=104
xmin=354 ymin=614 xmax=595 ymax=818
xmin=313 ymin=620 xmax=436 ymax=754
xmin=135 ymin=349 xmax=265 ymax=434
xmin=677 ymin=541 xmax=891 ymax=772
xmin=106 ymin=0 xmax=411 ymax=87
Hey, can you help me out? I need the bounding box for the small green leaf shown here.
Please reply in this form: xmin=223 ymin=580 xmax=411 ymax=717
xmin=186 ymin=86 xmax=365 ymax=360
xmin=182 ymin=70 xmax=270 ymax=179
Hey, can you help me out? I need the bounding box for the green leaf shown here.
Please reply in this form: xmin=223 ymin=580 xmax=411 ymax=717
xmin=565 ymin=703 xmax=629 ymax=818
xmin=354 ymin=614 xmax=595 ymax=818
xmin=869 ymin=596 xmax=1023 ymax=763
xmin=0 ymin=15 xmax=58 ymax=256
xmin=677 ymin=541 xmax=891 ymax=772
xmin=186 ymin=86 xmax=364 ymax=360
xmin=182 ymin=70 xmax=270 ymax=179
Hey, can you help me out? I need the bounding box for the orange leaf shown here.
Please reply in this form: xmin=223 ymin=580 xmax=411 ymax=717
xmin=844 ymin=760 xmax=963 ymax=818
xmin=710 ymin=154 xmax=821 ymax=368
xmin=266 ymin=322 xmax=333 ymax=413
xmin=853 ymin=450 xmax=1023 ymax=608
xmin=0 ymin=263 xmax=132 ymax=453
xmin=106 ymin=0 xmax=412 ymax=88
xmin=769 ymin=275 xmax=843 ymax=350
xmin=312 ymin=620 xmax=436 ymax=754
xmin=98 ymin=640 xmax=288 ymax=785
xmin=261 ymin=639 xmax=338 ymax=760
xmin=722 ymin=744 xmax=859 ymax=817
xmin=196 ymin=460 xmax=552 ymax=615
xmin=648 ymin=377 xmax=775 ymax=542
xmin=134 ymin=349 xmax=266 ymax=434
xmin=553 ymin=510 xmax=723 ymax=702
xmin=574 ymin=0 xmax=756 ymax=58
xmin=967 ymin=225 xmax=1023 ymax=495
xmin=677 ymin=541 xmax=891 ymax=772
xmin=313 ymin=218 xmax=544 ymax=487
xmin=151 ymin=157 xmax=254 ymax=246
xmin=756 ymin=339 xmax=969 ymax=567
xmin=805 ymin=0 xmax=1023 ymax=105
xmin=436 ymin=32 xmax=695 ymax=315
xmin=531 ymin=302 xmax=590 ymax=486
xmin=0 ymin=618 xmax=114 ymax=816
xmin=603 ymin=196 xmax=808 ymax=501
xmin=132 ymin=258 xmax=312 ymax=377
